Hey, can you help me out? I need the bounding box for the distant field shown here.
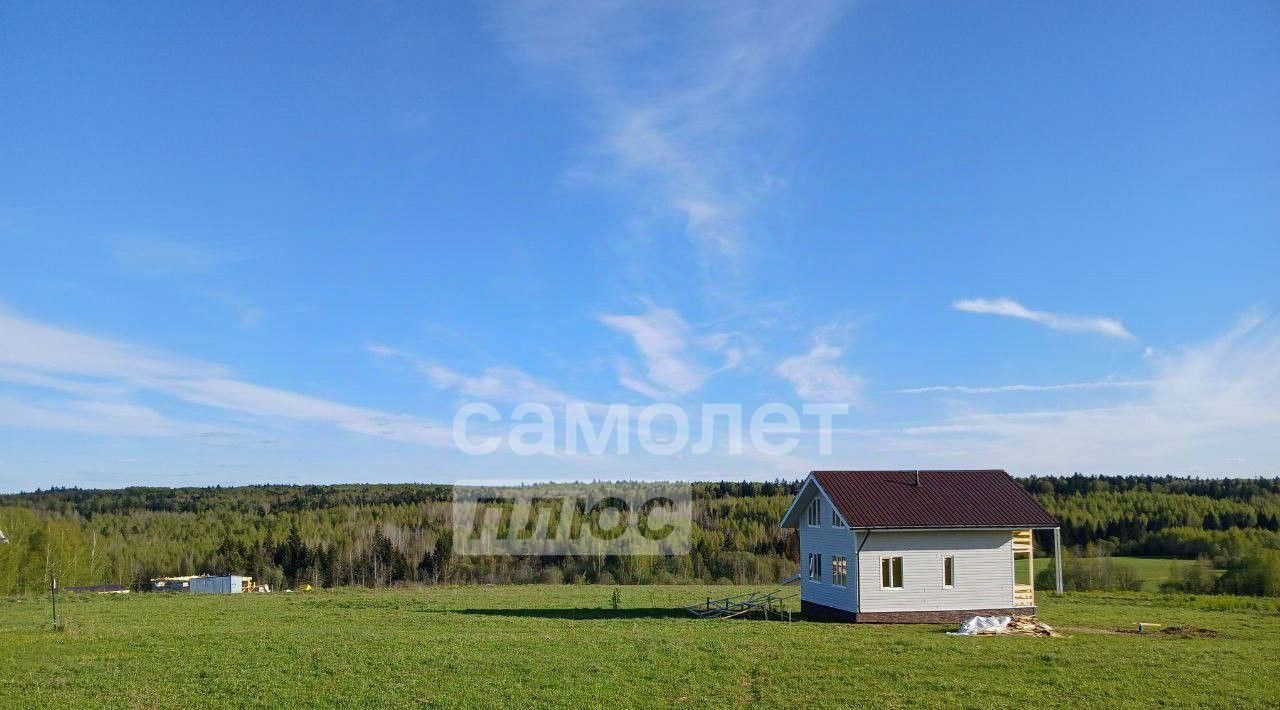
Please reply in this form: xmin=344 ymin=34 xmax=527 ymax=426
xmin=1033 ymin=556 xmax=1214 ymax=591
xmin=4 ymin=585 xmax=1278 ymax=709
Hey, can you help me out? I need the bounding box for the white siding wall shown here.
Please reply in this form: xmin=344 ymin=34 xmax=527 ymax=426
xmin=857 ymin=529 xmax=1014 ymax=612
xmin=797 ymin=493 xmax=858 ymax=612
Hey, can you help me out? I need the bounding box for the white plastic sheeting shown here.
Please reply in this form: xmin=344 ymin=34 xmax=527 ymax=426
xmin=948 ymin=615 xmax=1012 ymax=635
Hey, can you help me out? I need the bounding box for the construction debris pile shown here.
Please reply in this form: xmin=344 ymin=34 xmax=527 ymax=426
xmin=949 ymin=615 xmax=1061 ymax=637
xmin=1004 ymin=616 xmax=1061 ymax=636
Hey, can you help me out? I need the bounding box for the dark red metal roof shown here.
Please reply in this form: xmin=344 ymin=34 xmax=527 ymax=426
xmin=811 ymin=470 xmax=1058 ymax=528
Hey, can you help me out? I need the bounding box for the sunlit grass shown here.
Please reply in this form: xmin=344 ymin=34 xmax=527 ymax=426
xmin=3 ymin=585 xmax=1276 ymax=708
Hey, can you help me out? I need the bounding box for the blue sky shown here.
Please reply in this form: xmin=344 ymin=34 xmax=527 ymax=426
xmin=1 ymin=1 xmax=1277 ymax=491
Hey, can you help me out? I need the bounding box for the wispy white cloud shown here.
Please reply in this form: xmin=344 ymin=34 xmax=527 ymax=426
xmin=775 ymin=335 xmax=862 ymax=404
xmin=0 ymin=309 xmax=228 ymax=381
xmin=0 ymin=308 xmax=451 ymax=445
xmin=613 ymin=360 xmax=671 ymax=401
xmin=898 ymin=380 xmax=1153 ymax=395
xmin=598 ymin=305 xmax=741 ymax=398
xmin=954 ymin=297 xmax=1135 ymax=340
xmin=368 ymin=344 xmax=609 ymax=412
xmin=423 ymin=364 xmax=580 ymax=407
xmin=0 ymin=365 xmax=134 ymax=400
xmin=0 ymin=396 xmax=182 ymax=437
xmin=873 ymin=311 xmax=1280 ymax=473
xmin=159 ymin=377 xmax=450 ymax=445
xmin=490 ymin=0 xmax=848 ymax=269
xmin=701 ymin=331 xmax=747 ymax=372
xmin=599 ymin=307 xmax=706 ymax=396
xmin=365 ymin=344 xmax=403 ymax=359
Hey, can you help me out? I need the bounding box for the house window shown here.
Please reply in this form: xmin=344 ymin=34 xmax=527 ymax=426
xmin=832 ymin=511 xmax=846 ymax=528
xmin=807 ymin=499 xmax=820 ymax=527
xmin=880 ymin=556 xmax=904 ymax=589
xmin=808 ymin=552 xmax=822 ymax=582
xmin=832 ymin=556 xmax=847 ymax=587
xmin=943 ymin=556 xmax=954 ymax=588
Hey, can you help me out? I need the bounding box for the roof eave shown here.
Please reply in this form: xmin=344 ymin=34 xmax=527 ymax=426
xmin=848 ymin=523 xmax=1061 ymax=531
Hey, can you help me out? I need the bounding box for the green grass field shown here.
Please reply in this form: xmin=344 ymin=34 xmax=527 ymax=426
xmin=4 ymin=585 xmax=1279 ymax=709
xmin=1032 ymin=556 xmax=1214 ymax=591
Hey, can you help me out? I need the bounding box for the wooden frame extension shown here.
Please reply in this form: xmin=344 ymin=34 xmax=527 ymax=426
xmin=1012 ymin=529 xmax=1035 ymax=608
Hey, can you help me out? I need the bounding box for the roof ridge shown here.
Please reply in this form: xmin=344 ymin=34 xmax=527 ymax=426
xmin=810 ymin=469 xmax=1008 ymax=473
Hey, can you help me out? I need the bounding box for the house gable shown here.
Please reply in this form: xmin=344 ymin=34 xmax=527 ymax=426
xmin=779 ymin=474 xmax=835 ymax=529
xmin=788 ymin=476 xmax=858 ymax=613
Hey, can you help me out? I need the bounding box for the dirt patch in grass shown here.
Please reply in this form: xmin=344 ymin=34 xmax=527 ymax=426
xmin=1159 ymin=625 xmax=1218 ymax=638
xmin=1060 ymin=624 xmax=1219 ymax=638
xmin=1103 ymin=625 xmax=1219 ymax=638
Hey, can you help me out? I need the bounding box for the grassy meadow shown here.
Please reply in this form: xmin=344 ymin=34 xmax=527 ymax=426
xmin=1032 ymin=555 xmax=1216 ymax=591
xmin=4 ymin=584 xmax=1278 ymax=709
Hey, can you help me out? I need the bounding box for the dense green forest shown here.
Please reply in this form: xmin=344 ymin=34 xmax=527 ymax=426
xmin=2 ymin=476 xmax=1278 ymax=596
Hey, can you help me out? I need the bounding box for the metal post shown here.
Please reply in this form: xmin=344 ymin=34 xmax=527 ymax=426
xmin=50 ymin=576 xmax=58 ymax=630
xmin=1053 ymin=527 xmax=1064 ymax=595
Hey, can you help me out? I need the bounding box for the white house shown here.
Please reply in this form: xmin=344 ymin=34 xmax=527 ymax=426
xmin=780 ymin=470 xmax=1062 ymax=622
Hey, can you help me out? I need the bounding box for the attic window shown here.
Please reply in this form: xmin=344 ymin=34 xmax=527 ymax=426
xmin=832 ymin=511 xmax=846 ymax=528
xmin=807 ymin=499 xmax=820 ymax=527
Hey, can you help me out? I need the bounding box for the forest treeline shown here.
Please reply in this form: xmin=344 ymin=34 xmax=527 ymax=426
xmin=2 ymin=475 xmax=1278 ymax=596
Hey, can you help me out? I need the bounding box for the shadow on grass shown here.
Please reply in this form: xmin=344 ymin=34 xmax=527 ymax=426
xmin=455 ymin=607 xmax=691 ymax=620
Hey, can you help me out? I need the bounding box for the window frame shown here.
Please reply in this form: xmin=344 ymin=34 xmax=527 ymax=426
xmin=880 ymin=555 xmax=904 ymax=590
xmin=807 ymin=552 xmax=823 ymax=583
xmin=942 ymin=555 xmax=954 ymax=589
xmin=832 ymin=555 xmax=847 ymax=588
xmin=806 ymin=498 xmax=820 ymax=527
xmin=831 ymin=510 xmax=846 ymax=528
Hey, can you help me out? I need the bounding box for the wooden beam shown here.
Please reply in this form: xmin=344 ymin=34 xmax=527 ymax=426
xmin=1028 ymin=532 xmax=1034 ymax=607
